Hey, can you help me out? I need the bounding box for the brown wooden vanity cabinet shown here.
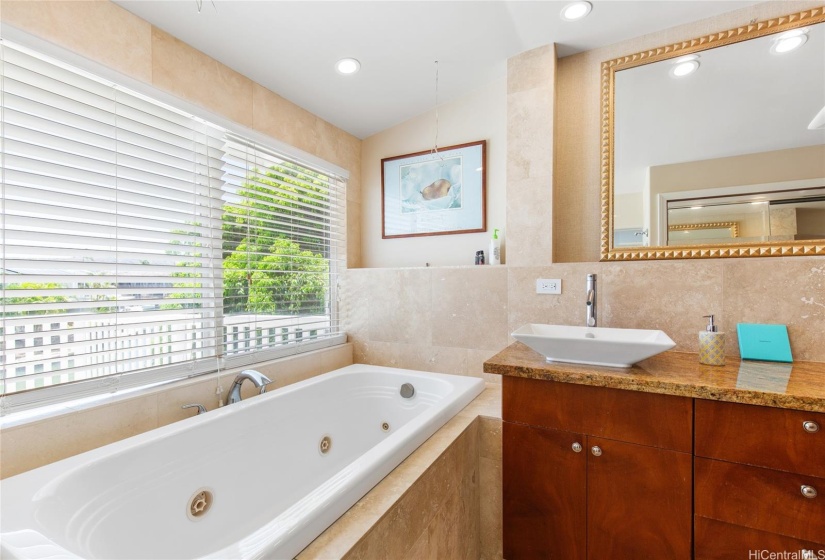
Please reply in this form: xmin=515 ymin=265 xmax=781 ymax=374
xmin=502 ymin=376 xmax=693 ymax=559
xmin=694 ymin=400 xmax=825 ymax=556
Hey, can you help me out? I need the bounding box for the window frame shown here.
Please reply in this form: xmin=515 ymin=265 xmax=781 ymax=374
xmin=0 ymin=28 xmax=348 ymax=416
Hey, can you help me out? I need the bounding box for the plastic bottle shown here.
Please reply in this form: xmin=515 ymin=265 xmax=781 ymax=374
xmin=489 ymin=228 xmax=501 ymax=265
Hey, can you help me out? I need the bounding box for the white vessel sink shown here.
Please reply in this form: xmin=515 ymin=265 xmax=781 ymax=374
xmin=511 ymin=324 xmax=676 ymax=368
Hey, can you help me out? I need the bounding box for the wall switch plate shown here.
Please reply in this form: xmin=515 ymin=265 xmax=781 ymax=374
xmin=536 ymin=278 xmax=562 ymax=295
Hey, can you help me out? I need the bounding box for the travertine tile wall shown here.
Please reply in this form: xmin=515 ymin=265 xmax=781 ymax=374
xmin=1 ymin=0 xmax=363 ymax=268
xmin=340 ymin=420 xmax=480 ymax=560
xmin=343 ymin=257 xmax=825 ymax=369
xmin=479 ymin=416 xmax=503 ymax=560
xmin=506 ymin=45 xmax=555 ymax=267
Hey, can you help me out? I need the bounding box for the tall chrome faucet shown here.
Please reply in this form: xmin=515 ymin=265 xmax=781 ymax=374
xmin=586 ymin=274 xmax=597 ymax=327
xmin=226 ymin=369 xmax=272 ymax=405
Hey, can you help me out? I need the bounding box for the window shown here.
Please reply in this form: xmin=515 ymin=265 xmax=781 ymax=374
xmin=0 ymin=40 xmax=346 ymax=413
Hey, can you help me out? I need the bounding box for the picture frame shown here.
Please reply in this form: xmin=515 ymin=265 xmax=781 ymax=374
xmin=381 ymin=140 xmax=486 ymax=239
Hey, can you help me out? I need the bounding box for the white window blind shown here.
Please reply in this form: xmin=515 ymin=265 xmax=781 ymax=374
xmin=0 ymin=41 xmax=346 ymax=413
xmin=220 ymin=136 xmax=345 ymax=367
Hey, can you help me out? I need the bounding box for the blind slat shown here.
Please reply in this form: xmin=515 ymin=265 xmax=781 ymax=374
xmin=1 ymin=38 xmax=345 ymax=414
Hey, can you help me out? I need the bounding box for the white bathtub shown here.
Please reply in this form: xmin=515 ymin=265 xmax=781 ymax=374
xmin=0 ymin=364 xmax=484 ymax=559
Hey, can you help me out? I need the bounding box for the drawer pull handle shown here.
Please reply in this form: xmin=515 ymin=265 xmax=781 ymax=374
xmin=591 ymin=446 xmax=602 ymax=457
xmin=803 ymin=421 xmax=820 ymax=433
xmin=572 ymin=442 xmax=582 ymax=453
xmin=801 ymin=485 xmax=818 ymax=499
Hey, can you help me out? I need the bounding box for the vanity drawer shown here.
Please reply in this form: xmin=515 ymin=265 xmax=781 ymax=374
xmin=502 ymin=376 xmax=692 ymax=452
xmin=695 ymin=457 xmax=825 ymax=544
xmin=695 ymin=517 xmax=825 ymax=559
xmin=695 ymin=399 xmax=825 ymax=477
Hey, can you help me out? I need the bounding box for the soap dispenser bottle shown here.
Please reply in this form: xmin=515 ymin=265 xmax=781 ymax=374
xmin=699 ymin=314 xmax=725 ymax=366
xmin=489 ymin=228 xmax=501 ymax=265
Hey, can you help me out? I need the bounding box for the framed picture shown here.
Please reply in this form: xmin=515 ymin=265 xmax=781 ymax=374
xmin=381 ymin=140 xmax=486 ymax=239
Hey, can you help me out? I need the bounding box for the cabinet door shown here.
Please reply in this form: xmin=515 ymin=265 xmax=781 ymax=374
xmin=503 ymin=421 xmax=586 ymax=560
xmin=587 ymin=436 xmax=692 ymax=560
xmin=695 ymin=517 xmax=825 ymax=560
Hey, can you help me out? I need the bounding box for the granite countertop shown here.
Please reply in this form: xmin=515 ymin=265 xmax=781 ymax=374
xmin=483 ymin=342 xmax=825 ymax=412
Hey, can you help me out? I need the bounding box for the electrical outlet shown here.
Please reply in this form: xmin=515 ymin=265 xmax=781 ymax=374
xmin=536 ymin=278 xmax=562 ymax=295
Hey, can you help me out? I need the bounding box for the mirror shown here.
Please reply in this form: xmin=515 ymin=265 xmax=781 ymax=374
xmin=602 ymin=8 xmax=825 ymax=260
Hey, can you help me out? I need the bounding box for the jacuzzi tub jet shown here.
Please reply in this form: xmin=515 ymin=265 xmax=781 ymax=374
xmin=381 ymin=422 xmax=390 ymax=432
xmin=319 ymin=435 xmax=332 ymax=455
xmin=187 ymin=488 xmax=213 ymax=521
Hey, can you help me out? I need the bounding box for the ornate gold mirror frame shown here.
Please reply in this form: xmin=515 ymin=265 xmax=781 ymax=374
xmin=600 ymin=7 xmax=825 ymax=261
xmin=668 ymin=221 xmax=740 ymax=238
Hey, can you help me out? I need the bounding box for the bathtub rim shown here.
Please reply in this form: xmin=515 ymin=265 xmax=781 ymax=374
xmin=0 ymin=365 xmax=487 ymax=559
xmin=297 ymin=382 xmax=501 ymax=558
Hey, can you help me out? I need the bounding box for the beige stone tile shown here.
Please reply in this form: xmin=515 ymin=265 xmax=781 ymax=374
xmin=406 ymin=529 xmax=430 ymax=560
xmin=722 ymin=257 xmax=825 ymax=362
xmin=347 ymin=200 xmax=362 ymax=269
xmin=2 ymin=1 xmax=152 ymax=82
xmin=431 ymin=267 xmax=509 ymax=350
xmin=353 ymin=339 xmax=400 ymax=367
xmin=368 ymin=268 xmax=432 ymax=345
xmin=507 ymin=263 xmax=597 ymax=335
xmin=505 ymin=176 xmax=554 ymax=267
xmin=427 ymin=491 xmax=463 ymax=559
xmin=479 ymin=456 xmax=503 ymax=560
xmin=344 ymin=143 xmax=363 ymax=204
xmin=454 ymin=385 xmax=501 ymax=421
xmin=394 ymin=343 xmax=468 ymax=376
xmin=252 ymin=83 xmax=318 ymax=153
xmin=152 ymin=28 xmax=253 ymax=127
xmin=479 ymin=417 xmax=502 ymax=462
xmin=469 ymin=349 xmax=505 ymax=383
xmin=342 ymin=520 xmax=390 ymax=560
xmin=316 ymin=119 xmax=361 ymax=179
xmin=321 ymin=343 xmax=355 ymax=372
xmin=1 ymin=395 xmax=157 ymax=478
xmin=600 ymin=260 xmax=724 ymax=353
xmin=507 ymin=87 xmax=554 ymax=182
xmin=551 ymin=53 xmax=603 ymax=264
xmin=507 ymin=44 xmax=556 ymax=95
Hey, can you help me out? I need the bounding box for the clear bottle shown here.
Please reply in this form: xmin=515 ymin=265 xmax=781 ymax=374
xmin=699 ymin=314 xmax=726 ymax=366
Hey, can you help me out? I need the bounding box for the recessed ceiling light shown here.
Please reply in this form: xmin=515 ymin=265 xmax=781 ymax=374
xmin=771 ymin=28 xmax=809 ymax=54
xmin=670 ymin=55 xmax=700 ymax=78
xmin=335 ymin=58 xmax=360 ymax=75
xmin=560 ymin=1 xmax=592 ymax=22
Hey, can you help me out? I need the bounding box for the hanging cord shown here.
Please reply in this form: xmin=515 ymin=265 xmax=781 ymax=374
xmin=431 ymin=60 xmax=444 ymax=162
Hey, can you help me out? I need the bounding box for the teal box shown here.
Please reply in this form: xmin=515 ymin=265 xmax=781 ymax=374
xmin=736 ymin=323 xmax=793 ymax=363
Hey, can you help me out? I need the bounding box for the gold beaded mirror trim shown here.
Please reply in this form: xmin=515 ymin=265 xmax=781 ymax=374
xmin=600 ymin=7 xmax=825 ymax=262
xmin=668 ymin=222 xmax=741 ymax=238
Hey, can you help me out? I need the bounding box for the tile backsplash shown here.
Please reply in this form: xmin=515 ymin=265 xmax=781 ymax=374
xmin=342 ymin=257 xmax=825 ymax=378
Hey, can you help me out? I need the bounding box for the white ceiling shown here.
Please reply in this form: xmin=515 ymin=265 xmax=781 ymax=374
xmin=114 ymin=0 xmax=760 ymax=139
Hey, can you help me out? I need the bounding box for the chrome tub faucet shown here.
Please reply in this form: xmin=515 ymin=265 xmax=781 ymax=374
xmin=226 ymin=369 xmax=272 ymax=405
